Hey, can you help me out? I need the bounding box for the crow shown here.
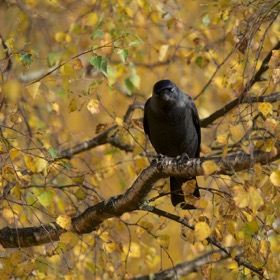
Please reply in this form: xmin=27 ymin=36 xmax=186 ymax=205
xmin=144 ymin=79 xmax=200 ymax=209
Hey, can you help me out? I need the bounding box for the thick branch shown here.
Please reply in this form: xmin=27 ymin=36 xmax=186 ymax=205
xmin=0 ymin=143 xmax=279 ymax=248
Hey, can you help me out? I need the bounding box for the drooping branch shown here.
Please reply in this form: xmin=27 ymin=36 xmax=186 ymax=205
xmin=142 ymin=206 xmax=265 ymax=278
xmin=200 ymin=40 xmax=280 ymax=127
xmin=57 ymin=104 xmax=144 ymax=159
xmin=133 ymin=247 xmax=243 ymax=280
xmin=1 ymin=142 xmax=279 ymax=249
xmin=58 ymin=126 xmax=135 ymax=159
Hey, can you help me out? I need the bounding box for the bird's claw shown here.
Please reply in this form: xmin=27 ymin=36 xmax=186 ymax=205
xmin=176 ymin=153 xmax=189 ymax=164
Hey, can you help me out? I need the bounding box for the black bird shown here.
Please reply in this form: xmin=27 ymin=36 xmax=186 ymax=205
xmin=144 ymin=80 xmax=201 ymax=209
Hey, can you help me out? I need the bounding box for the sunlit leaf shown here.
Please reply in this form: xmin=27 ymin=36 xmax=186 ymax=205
xmin=270 ymin=171 xmax=280 ymax=187
xmin=194 ymin=222 xmax=211 ymax=241
xmin=24 ymin=155 xmax=47 ymax=173
xmin=158 ymin=44 xmax=169 ymax=62
xmin=202 ymin=160 xmax=219 ymax=174
xmin=26 ymin=82 xmax=41 ymax=99
xmin=258 ymin=102 xmax=273 ymax=117
xmin=128 ymin=242 xmax=141 ymax=258
xmin=233 ymin=185 xmax=249 ymax=208
xmin=56 ymin=215 xmax=72 ymax=230
xmin=87 ymin=12 xmax=99 ymax=26
xmin=9 ymin=148 xmax=21 ymax=160
xmin=87 ymin=99 xmax=100 ymax=114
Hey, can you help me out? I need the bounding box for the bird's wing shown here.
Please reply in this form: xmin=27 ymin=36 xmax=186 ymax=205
xmin=143 ymin=98 xmax=151 ymax=137
xmin=190 ymin=100 xmax=201 ymax=157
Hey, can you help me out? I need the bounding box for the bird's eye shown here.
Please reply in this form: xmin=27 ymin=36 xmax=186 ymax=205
xmin=170 ymin=88 xmax=174 ymax=92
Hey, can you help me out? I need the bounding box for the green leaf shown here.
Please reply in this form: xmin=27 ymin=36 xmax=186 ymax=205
xmin=38 ymin=190 xmax=54 ymax=207
xmin=202 ymin=15 xmax=210 ymax=26
xmin=20 ymin=53 xmax=33 ymax=66
xmin=243 ymin=220 xmax=259 ymax=236
xmin=125 ymin=77 xmax=135 ymax=93
xmin=48 ymin=52 xmax=61 ymax=67
xmin=89 ymin=55 xmax=108 ymax=76
xmin=48 ymin=148 xmax=59 ymax=159
xmin=117 ymin=49 xmax=129 ymax=63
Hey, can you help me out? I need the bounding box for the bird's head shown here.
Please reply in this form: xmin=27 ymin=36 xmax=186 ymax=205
xmin=152 ymin=80 xmax=178 ymax=104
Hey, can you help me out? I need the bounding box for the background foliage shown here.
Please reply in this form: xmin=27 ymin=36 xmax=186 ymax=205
xmin=0 ymin=0 xmax=280 ymax=279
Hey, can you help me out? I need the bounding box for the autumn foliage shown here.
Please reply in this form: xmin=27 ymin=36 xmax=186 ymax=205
xmin=0 ymin=0 xmax=280 ymax=279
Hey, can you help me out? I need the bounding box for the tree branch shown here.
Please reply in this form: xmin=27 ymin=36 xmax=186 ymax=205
xmin=1 ymin=142 xmax=279 ymax=248
xmin=133 ymin=247 xmax=243 ymax=280
xmin=200 ymin=40 xmax=280 ymax=127
xmin=142 ymin=206 xmax=265 ymax=278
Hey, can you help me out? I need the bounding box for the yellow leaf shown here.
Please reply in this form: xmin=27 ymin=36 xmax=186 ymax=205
xmin=87 ymin=12 xmax=98 ymax=26
xmin=56 ymin=215 xmax=72 ymax=230
xmin=264 ymin=118 xmax=278 ymax=133
xmin=138 ymin=220 xmax=154 ymax=232
xmin=194 ymin=222 xmax=211 ymax=241
xmin=3 ymin=80 xmax=21 ymax=104
xmin=227 ymin=260 xmax=238 ymax=269
xmin=59 ymin=232 xmax=79 ymax=247
xmin=259 ymin=240 xmax=270 ymax=259
xmin=272 ymin=68 xmax=280 ymax=84
xmin=24 ymin=154 xmax=47 ymax=173
xmin=99 ymin=231 xmax=111 ymax=242
xmin=72 ymin=58 xmax=83 ymax=70
xmin=216 ymin=135 xmax=227 ymax=144
xmin=233 ymin=185 xmax=249 ymax=208
xmin=195 ymin=199 xmax=208 ymax=209
xmin=9 ymin=113 xmax=22 ymax=124
xmin=2 ymin=208 xmax=14 ymax=224
xmin=26 ymin=82 xmax=41 ymax=99
xmin=72 ymin=175 xmax=85 ymax=184
xmin=61 ymin=64 xmax=74 ymax=75
xmin=229 ymin=125 xmax=244 ymax=142
xmin=115 ymin=117 xmax=123 ymax=126
xmin=270 ymin=170 xmax=280 ymax=187
xmin=87 ymin=99 xmax=100 ymax=114
xmin=202 ymin=160 xmax=219 ymax=175
xmin=10 ymin=250 xmax=22 ymax=266
xmin=104 ymin=242 xmax=116 ymax=253
xmin=258 ymin=102 xmax=272 ymax=117
xmin=68 ymin=98 xmax=78 ymax=113
xmin=210 ymin=252 xmax=221 ymax=261
xmin=65 ymin=272 xmax=77 ymax=280
xmin=247 ymin=186 xmax=263 ymax=212
xmin=127 ymin=242 xmax=141 ymax=258
xmin=156 ymin=234 xmax=170 ymax=249
xmin=158 ymin=44 xmax=169 ymax=62
xmin=54 ymin=32 xmax=66 ymax=43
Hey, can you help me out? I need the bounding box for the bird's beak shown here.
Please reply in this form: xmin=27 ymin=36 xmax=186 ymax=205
xmin=160 ymin=89 xmax=171 ymax=101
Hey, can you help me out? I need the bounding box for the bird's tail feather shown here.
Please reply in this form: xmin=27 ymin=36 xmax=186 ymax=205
xmin=170 ymin=177 xmax=200 ymax=209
